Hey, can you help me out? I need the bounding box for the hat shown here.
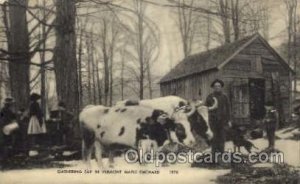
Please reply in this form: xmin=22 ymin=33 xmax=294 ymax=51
xmin=30 ymin=93 xmax=41 ymax=101
xmin=210 ymin=79 xmax=224 ymax=88
xmin=4 ymin=97 xmax=15 ymax=104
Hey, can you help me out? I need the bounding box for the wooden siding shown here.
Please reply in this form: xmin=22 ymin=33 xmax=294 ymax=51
xmin=161 ymin=70 xmax=219 ymax=101
xmin=222 ymin=38 xmax=291 ymax=122
xmin=160 ymin=37 xmax=292 ymax=123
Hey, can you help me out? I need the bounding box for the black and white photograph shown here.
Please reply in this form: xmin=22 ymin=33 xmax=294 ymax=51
xmin=0 ymin=0 xmax=299 ymax=183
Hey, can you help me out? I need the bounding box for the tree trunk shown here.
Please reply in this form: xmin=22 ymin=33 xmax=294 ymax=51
xmin=177 ymin=0 xmax=194 ymax=57
xmin=103 ymin=50 xmax=109 ymax=106
xmin=231 ymin=0 xmax=239 ymax=41
xmin=53 ymin=0 xmax=79 ymax=114
xmin=101 ymin=19 xmax=109 ymax=106
xmin=137 ymin=0 xmax=144 ymax=100
xmin=86 ymin=35 xmax=92 ymax=103
xmin=95 ymin=58 xmax=102 ymax=105
xmin=284 ymin=0 xmax=298 ymax=115
xmin=109 ymin=21 xmax=118 ymax=106
xmin=40 ymin=0 xmax=47 ymax=121
xmin=90 ymin=33 xmax=97 ymax=104
xmin=205 ymin=4 xmax=211 ymax=51
xmin=120 ymin=53 xmax=125 ymax=100
xmin=109 ymin=48 xmax=114 ymax=106
xmin=77 ymin=28 xmax=83 ymax=108
xmin=146 ymin=61 xmax=152 ymax=99
xmin=292 ymin=0 xmax=298 ymax=103
xmin=6 ymin=0 xmax=30 ymax=110
xmin=219 ymin=0 xmax=231 ymax=43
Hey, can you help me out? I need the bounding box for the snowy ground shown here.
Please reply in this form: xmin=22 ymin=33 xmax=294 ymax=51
xmin=0 ymin=128 xmax=299 ymax=184
xmin=225 ymin=137 xmax=300 ymax=167
xmin=224 ymin=127 xmax=300 ymax=167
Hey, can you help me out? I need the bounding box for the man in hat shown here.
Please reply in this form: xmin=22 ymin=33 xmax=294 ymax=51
xmin=263 ymin=102 xmax=278 ymax=150
xmin=0 ymin=98 xmax=16 ymax=127
xmin=206 ymin=79 xmax=231 ymax=162
xmin=0 ymin=98 xmax=17 ymax=162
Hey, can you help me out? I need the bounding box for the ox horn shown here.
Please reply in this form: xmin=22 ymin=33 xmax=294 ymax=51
xmin=208 ymin=97 xmax=218 ymax=111
xmin=185 ymin=103 xmax=196 ymax=117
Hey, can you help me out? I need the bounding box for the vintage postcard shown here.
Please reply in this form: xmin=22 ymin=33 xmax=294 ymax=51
xmin=0 ymin=0 xmax=299 ymax=183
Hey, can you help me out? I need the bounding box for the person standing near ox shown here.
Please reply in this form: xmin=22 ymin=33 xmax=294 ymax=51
xmin=0 ymin=98 xmax=17 ymax=162
xmin=27 ymin=93 xmax=47 ymax=156
xmin=206 ymin=79 xmax=231 ymax=162
xmin=0 ymin=98 xmax=17 ymax=132
xmin=263 ymin=103 xmax=278 ymax=150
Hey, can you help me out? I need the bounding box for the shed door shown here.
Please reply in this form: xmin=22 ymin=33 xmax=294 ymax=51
xmin=230 ymin=79 xmax=250 ymax=124
xmin=249 ymin=78 xmax=265 ymax=120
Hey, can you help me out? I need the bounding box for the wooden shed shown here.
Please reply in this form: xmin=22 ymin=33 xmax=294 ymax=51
xmin=160 ymin=34 xmax=294 ymax=125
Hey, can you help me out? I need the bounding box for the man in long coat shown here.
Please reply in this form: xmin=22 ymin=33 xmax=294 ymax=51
xmin=206 ymin=79 xmax=231 ymax=159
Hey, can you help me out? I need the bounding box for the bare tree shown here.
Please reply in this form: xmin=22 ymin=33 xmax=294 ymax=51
xmin=218 ymin=0 xmax=231 ymax=43
xmin=108 ymin=17 xmax=120 ymax=106
xmin=119 ymin=48 xmax=126 ymax=100
xmin=144 ymin=34 xmax=159 ymax=99
xmin=77 ymin=22 xmax=84 ymax=107
xmin=175 ymin=0 xmax=197 ymax=57
xmin=0 ymin=62 xmax=9 ymax=104
xmin=95 ymin=53 xmax=102 ymax=105
xmin=39 ymin=0 xmax=48 ymax=120
xmin=0 ymin=0 xmax=56 ymax=118
xmin=53 ymin=0 xmax=79 ymax=113
xmin=216 ymin=0 xmax=270 ymax=43
xmin=230 ymin=0 xmax=239 ymax=41
xmin=86 ymin=32 xmax=92 ymax=103
xmin=99 ymin=17 xmax=110 ymax=105
xmin=4 ymin=0 xmax=30 ymax=110
xmin=285 ymin=0 xmax=298 ymax=62
xmin=0 ymin=6 xmax=9 ymax=104
xmin=124 ymin=0 xmax=160 ymax=100
xmin=204 ymin=3 xmax=212 ymax=50
xmin=90 ymin=32 xmax=97 ymax=104
xmin=283 ymin=0 xmax=299 ymax=102
xmin=168 ymin=0 xmax=270 ymax=48
xmin=135 ymin=0 xmax=146 ymax=99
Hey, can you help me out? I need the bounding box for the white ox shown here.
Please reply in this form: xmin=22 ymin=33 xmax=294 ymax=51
xmin=116 ymin=96 xmax=217 ymax=140
xmin=79 ymin=102 xmax=196 ymax=168
xmin=79 ymin=105 xmax=108 ymax=165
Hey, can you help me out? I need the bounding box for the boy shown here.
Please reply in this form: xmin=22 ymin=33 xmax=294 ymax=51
xmin=263 ymin=103 xmax=278 ymax=149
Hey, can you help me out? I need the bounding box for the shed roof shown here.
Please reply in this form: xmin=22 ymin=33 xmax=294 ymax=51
xmin=160 ymin=33 xmax=293 ymax=83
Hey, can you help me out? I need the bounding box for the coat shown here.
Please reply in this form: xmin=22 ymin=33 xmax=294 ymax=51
xmin=205 ymin=91 xmax=231 ymax=128
xmin=29 ymin=101 xmax=43 ymax=125
xmin=0 ymin=105 xmax=16 ymax=127
xmin=264 ymin=109 xmax=278 ymax=131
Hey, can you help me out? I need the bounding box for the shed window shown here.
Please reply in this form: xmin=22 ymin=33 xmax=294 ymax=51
xmin=230 ymin=79 xmax=250 ymax=124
